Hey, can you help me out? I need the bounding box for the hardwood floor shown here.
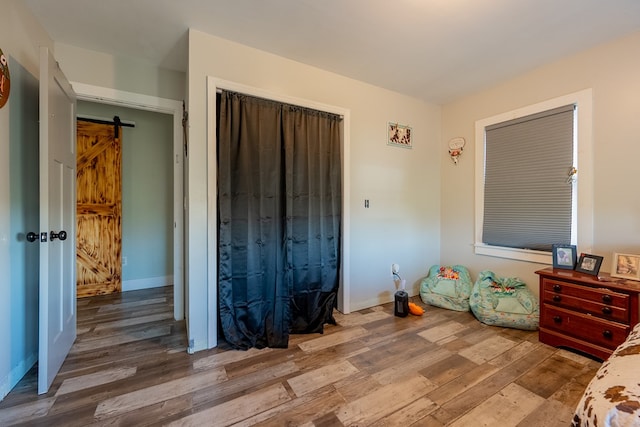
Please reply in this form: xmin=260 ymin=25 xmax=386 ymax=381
xmin=0 ymin=287 xmax=601 ymax=426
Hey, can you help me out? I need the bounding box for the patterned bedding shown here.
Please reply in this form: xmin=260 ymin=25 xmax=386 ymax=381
xmin=573 ymin=322 xmax=640 ymax=427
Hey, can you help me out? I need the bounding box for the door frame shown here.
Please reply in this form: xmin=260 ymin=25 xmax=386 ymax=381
xmin=72 ymin=82 xmax=185 ymax=320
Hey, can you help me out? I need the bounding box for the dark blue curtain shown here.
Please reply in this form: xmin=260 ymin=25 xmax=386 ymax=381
xmin=217 ymin=91 xmax=342 ymax=349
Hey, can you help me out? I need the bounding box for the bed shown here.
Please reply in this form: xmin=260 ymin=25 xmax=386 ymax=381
xmin=572 ymin=322 xmax=640 ymax=427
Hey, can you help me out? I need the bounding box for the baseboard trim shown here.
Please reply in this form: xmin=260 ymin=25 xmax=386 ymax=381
xmin=347 ymin=290 xmax=418 ymax=313
xmin=122 ymin=275 xmax=173 ymax=292
xmin=0 ymin=352 xmax=37 ymax=401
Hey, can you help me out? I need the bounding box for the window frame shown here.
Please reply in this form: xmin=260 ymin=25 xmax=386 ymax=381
xmin=474 ymin=89 xmax=593 ymax=263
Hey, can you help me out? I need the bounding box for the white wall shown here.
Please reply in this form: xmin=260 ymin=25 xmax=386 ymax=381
xmin=441 ymin=31 xmax=640 ymax=294
xmin=187 ymin=30 xmax=441 ymax=351
xmin=55 ymin=44 xmax=185 ymax=101
xmin=0 ymin=0 xmax=54 ymax=401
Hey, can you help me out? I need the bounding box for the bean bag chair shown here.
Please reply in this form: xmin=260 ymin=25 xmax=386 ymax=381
xmin=469 ymin=270 xmax=539 ymax=330
xmin=419 ymin=265 xmax=473 ymax=311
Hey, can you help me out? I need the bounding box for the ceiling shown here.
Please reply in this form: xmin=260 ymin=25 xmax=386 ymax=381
xmin=24 ymin=0 xmax=640 ymax=104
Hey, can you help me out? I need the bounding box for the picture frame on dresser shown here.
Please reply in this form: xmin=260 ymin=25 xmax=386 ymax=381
xmin=552 ymin=244 xmax=577 ymax=269
xmin=575 ymin=253 xmax=604 ymax=276
xmin=611 ymin=253 xmax=640 ymax=281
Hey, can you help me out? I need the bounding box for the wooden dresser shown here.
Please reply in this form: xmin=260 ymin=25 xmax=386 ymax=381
xmin=536 ymin=267 xmax=640 ymax=360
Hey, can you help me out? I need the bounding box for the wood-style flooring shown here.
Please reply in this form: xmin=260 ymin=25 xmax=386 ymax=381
xmin=0 ymin=286 xmax=601 ymax=426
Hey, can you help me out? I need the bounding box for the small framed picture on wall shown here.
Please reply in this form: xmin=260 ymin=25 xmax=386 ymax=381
xmin=387 ymin=122 xmax=412 ymax=148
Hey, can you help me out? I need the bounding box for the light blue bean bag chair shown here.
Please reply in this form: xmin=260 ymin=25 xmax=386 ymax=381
xmin=469 ymin=270 xmax=539 ymax=330
xmin=420 ymin=265 xmax=473 ymax=311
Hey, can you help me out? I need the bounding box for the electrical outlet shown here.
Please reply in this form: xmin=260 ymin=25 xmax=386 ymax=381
xmin=391 ymin=263 xmax=399 ymax=276
xmin=122 ymin=256 xmax=127 ymax=267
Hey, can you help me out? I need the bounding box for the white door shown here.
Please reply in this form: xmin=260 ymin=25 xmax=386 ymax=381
xmin=38 ymin=46 xmax=77 ymax=394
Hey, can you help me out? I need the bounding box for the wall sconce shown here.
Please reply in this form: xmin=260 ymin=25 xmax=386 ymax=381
xmin=448 ymin=137 xmax=466 ymax=165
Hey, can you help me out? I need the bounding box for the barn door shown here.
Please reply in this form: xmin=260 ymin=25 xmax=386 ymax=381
xmin=76 ymin=119 xmax=122 ymax=297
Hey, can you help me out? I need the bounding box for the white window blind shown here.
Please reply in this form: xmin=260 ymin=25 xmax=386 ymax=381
xmin=482 ymin=104 xmax=575 ymax=251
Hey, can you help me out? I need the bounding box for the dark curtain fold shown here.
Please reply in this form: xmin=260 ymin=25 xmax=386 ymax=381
xmin=283 ymin=105 xmax=342 ymax=334
xmin=217 ymin=92 xmax=289 ymax=349
xmin=217 ymin=91 xmax=341 ymax=349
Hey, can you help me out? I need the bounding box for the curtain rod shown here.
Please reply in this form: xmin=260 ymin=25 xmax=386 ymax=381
xmin=77 ymin=114 xmax=135 ymax=127
xmin=215 ymin=89 xmax=344 ymax=119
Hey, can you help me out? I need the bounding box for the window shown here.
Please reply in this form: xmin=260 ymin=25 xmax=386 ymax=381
xmin=474 ymin=89 xmax=593 ymax=263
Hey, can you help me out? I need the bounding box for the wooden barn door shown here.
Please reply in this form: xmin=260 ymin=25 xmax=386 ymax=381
xmin=76 ymin=119 xmax=122 ymax=297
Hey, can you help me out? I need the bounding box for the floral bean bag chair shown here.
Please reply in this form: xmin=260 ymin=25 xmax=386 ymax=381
xmin=469 ymin=270 xmax=539 ymax=330
xmin=419 ymin=265 xmax=473 ymax=311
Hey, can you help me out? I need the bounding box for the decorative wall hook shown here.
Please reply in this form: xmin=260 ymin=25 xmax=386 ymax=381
xmin=448 ymin=137 xmax=466 ymax=165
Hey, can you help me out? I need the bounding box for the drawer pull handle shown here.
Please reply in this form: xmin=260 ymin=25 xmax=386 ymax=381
xmin=602 ymin=294 xmax=612 ymax=303
xmin=553 ymin=284 xmax=562 ymax=292
xmin=602 ymin=330 xmax=613 ymax=339
xmin=552 ymin=295 xmax=561 ymax=303
xmin=602 ymin=306 xmax=612 ymax=315
xmin=553 ymin=316 xmax=562 ymax=324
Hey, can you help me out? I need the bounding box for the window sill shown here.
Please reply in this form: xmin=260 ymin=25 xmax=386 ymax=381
xmin=474 ymin=243 xmax=552 ymax=264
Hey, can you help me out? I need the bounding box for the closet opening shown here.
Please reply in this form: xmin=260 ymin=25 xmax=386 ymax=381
xmin=215 ymin=89 xmax=345 ymax=349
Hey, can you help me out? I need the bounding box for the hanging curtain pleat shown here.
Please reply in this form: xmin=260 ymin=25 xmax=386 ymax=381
xmin=483 ymin=104 xmax=574 ymax=251
xmin=217 ymin=90 xmax=342 ymax=349
xmin=217 ymin=92 xmax=289 ymax=349
xmin=283 ymin=105 xmax=342 ymax=334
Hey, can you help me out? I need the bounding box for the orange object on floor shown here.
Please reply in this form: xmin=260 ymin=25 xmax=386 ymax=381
xmin=408 ymin=302 xmax=425 ymax=315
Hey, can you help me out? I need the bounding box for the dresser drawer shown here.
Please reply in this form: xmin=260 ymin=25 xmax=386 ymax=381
xmin=542 ymin=290 xmax=629 ymax=323
xmin=543 ymin=279 xmax=630 ymax=309
xmin=541 ymin=305 xmax=630 ymax=350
